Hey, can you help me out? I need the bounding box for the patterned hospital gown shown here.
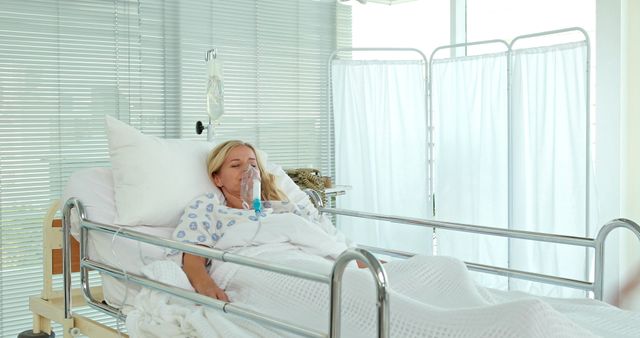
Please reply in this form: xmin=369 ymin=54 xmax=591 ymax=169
xmin=170 ymin=192 xmax=322 ymax=250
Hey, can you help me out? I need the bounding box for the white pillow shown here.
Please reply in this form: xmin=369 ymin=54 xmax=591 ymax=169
xmin=105 ymin=116 xmax=318 ymax=227
xmin=106 ymin=116 xmax=215 ymax=226
xmin=61 ymin=167 xmax=117 ymax=235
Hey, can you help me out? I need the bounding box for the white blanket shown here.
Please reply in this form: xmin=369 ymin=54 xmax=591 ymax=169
xmin=126 ymin=215 xmax=640 ymax=338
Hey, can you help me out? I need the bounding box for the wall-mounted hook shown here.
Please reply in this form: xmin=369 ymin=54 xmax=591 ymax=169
xmin=205 ymin=48 xmax=217 ymax=62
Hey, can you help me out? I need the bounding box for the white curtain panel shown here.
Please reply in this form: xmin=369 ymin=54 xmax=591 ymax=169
xmin=510 ymin=42 xmax=589 ymax=297
xmin=431 ymin=53 xmax=509 ymax=289
xmin=332 ymin=60 xmax=431 ymax=254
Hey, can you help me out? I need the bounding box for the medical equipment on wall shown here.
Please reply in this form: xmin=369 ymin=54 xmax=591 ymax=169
xmin=196 ymin=48 xmax=224 ymax=142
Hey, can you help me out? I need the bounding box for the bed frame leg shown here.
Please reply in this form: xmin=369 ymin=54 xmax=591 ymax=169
xmin=16 ymin=332 xmax=55 ymax=338
xmin=33 ymin=313 xmax=51 ymax=334
xmin=16 ymin=314 xmax=56 ymax=338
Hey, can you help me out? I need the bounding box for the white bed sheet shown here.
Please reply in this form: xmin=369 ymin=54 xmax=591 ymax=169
xmin=129 ymin=252 xmax=640 ymax=338
xmin=90 ymin=226 xmax=175 ymax=311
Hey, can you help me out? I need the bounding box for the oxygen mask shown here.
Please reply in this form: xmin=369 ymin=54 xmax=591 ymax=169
xmin=240 ymin=165 xmax=262 ymax=213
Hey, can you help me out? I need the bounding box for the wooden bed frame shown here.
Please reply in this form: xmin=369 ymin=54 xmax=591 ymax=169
xmin=21 ymin=201 xmax=127 ymax=338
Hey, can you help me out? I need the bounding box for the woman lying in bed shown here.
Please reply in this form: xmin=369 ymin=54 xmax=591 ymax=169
xmin=173 ymin=140 xmax=351 ymax=302
xmin=159 ymin=140 xmax=640 ymax=338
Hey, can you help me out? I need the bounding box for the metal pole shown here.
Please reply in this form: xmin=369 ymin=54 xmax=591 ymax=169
xmin=584 ymin=30 xmax=593 ymax=294
xmin=506 ymin=39 xmax=513 ymax=292
xmin=330 ymin=248 xmax=389 ymax=338
xmin=510 ymin=27 xmax=590 ymax=48
xmin=62 ymin=198 xmax=86 ymax=319
xmin=430 ymin=39 xmax=510 ymax=61
xmin=322 ymin=207 xmax=595 ymax=248
xmin=327 ymin=50 xmax=336 ymax=181
xmin=593 ymin=218 xmax=640 ymax=300
xmin=359 ymin=245 xmax=594 ymax=292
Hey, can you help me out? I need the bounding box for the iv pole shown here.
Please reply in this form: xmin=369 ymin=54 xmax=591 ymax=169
xmin=196 ymin=48 xmax=223 ymax=141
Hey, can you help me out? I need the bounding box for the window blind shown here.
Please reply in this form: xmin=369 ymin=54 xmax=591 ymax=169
xmin=0 ymin=0 xmax=351 ymax=336
xmin=1 ymin=1 xmax=123 ymax=334
xmin=175 ymin=0 xmax=349 ymax=171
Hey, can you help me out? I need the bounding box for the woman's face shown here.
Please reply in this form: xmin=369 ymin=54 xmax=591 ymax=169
xmin=213 ymin=145 xmax=258 ymax=198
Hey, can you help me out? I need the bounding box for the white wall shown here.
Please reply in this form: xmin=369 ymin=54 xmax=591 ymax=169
xmin=619 ymin=0 xmax=640 ymax=310
xmin=596 ymin=0 xmax=640 ymax=309
xmin=596 ymin=0 xmax=622 ymax=305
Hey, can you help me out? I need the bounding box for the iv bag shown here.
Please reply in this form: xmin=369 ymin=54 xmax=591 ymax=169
xmin=206 ymin=58 xmax=224 ymax=121
xmin=240 ymin=165 xmax=261 ymax=211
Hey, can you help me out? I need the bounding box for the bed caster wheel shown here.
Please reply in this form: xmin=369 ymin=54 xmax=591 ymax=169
xmin=17 ymin=330 xmax=55 ymax=338
xmin=68 ymin=328 xmax=81 ymax=337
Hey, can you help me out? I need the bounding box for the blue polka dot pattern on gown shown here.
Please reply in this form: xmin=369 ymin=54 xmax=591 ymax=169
xmin=171 ymin=192 xmax=324 ymax=253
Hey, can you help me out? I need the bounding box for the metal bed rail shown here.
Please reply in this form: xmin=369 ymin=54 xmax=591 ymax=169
xmin=62 ymin=198 xmax=390 ymax=338
xmin=318 ymin=206 xmax=640 ymax=301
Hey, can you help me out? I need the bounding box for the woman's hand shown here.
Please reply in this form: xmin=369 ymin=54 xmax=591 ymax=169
xmin=356 ymin=259 xmax=387 ymax=269
xmin=182 ymin=253 xmax=230 ymax=302
xmin=198 ymin=283 xmax=229 ymax=302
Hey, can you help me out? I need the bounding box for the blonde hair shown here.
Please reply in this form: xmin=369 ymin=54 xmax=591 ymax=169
xmin=207 ymin=140 xmax=286 ymax=201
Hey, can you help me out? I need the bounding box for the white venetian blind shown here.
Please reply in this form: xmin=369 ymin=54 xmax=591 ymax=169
xmin=0 ymin=0 xmax=350 ymax=336
xmin=175 ymin=0 xmax=348 ymax=170
xmin=1 ymin=1 xmax=126 ymax=335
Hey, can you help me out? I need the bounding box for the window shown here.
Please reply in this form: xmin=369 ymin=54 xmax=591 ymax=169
xmin=467 ymin=0 xmax=595 ymax=44
xmin=351 ymin=0 xmax=450 ymax=58
xmin=467 ymin=1 xmax=596 ymax=152
xmin=0 ymin=1 xmax=348 ymax=335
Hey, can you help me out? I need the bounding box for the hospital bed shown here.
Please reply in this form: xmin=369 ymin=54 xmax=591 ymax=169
xmin=22 ymin=164 xmax=640 ymax=338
